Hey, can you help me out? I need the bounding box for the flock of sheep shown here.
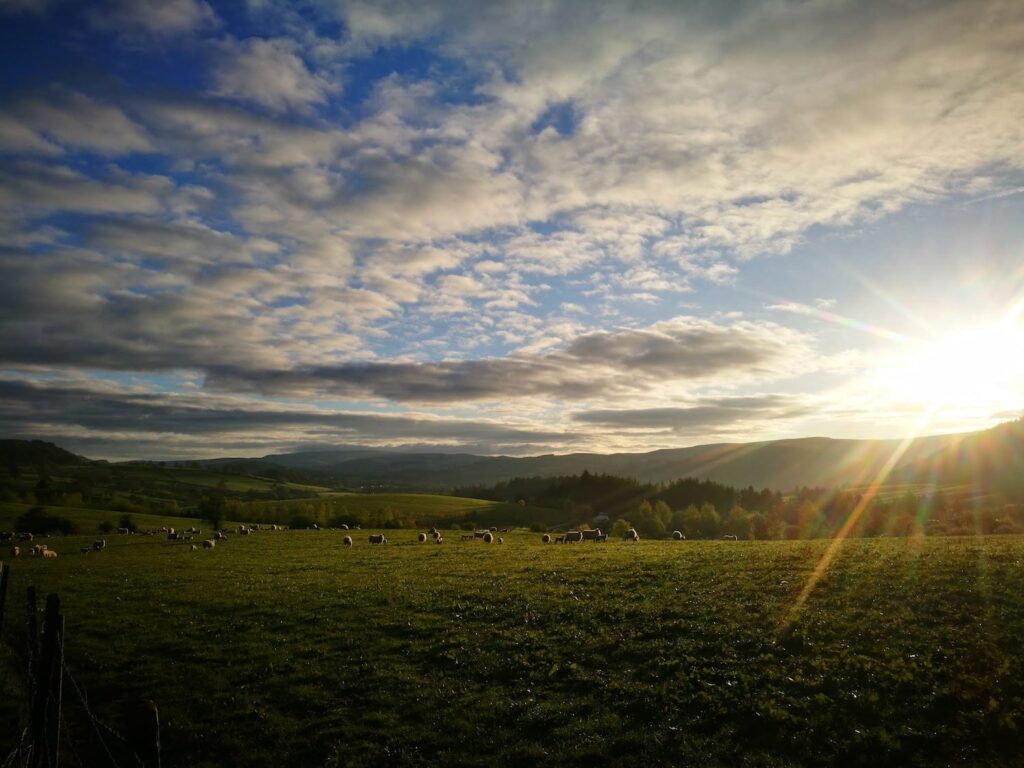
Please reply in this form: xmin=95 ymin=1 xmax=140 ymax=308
xmin=4 ymin=521 xmax=746 ymax=559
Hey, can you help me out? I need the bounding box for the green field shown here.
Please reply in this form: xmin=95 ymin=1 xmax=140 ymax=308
xmin=1 ymin=532 xmax=1022 ymax=767
xmin=242 ymin=492 xmax=567 ymax=529
xmin=0 ymin=501 xmax=213 ymax=534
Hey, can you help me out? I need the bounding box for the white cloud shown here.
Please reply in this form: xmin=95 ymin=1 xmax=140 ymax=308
xmin=210 ymin=37 xmax=334 ymax=113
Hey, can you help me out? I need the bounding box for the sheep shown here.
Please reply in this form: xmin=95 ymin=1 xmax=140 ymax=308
xmin=433 ymin=530 xmax=442 ymax=540
xmin=722 ymin=534 xmax=739 ymax=541
xmin=428 ymin=527 xmax=438 ymax=535
xmin=489 ymin=527 xmax=498 ymax=533
xmin=435 ymin=536 xmax=443 ymax=544
xmin=79 ymin=547 xmax=91 ymax=554
xmin=311 ymin=523 xmax=320 ymax=530
xmin=460 ymin=534 xmax=474 ymax=541
xmin=189 ymin=544 xmax=198 ymax=552
xmin=555 ymin=535 xmax=565 ymax=544
xmin=167 ymin=532 xmax=179 ymax=541
xmin=214 ymin=530 xmax=226 ymax=540
xmin=368 ymin=534 xmax=387 ymax=544
xmin=473 ymin=530 xmax=487 ymax=539
xmin=240 ymin=528 xmax=251 ymax=536
xmin=541 ymin=534 xmax=551 ymax=544
xmin=9 ymin=546 xmax=20 ymax=557
xmin=581 ymin=529 xmax=603 ymax=541
xmin=343 ymin=535 xmax=353 ymax=547
xmin=340 ymin=524 xmax=349 ymax=530
xmin=271 ymin=524 xmax=280 ymax=531
xmin=32 ymin=544 xmax=48 ymax=556
xmin=624 ymin=528 xmax=639 ymax=542
xmin=19 ymin=532 xmax=33 ymax=541
xmin=202 ymin=539 xmax=216 ymax=549
xmin=565 ymin=531 xmax=584 ymax=543
xmin=672 ymin=530 xmax=685 ymax=540
xmin=417 ymin=532 xmax=428 ymax=543
xmin=482 ymin=532 xmax=494 ymax=543
xmin=93 ymin=538 xmax=106 ymax=551
xmin=498 ymin=537 xmax=504 ymax=544
xmin=42 ymin=549 xmax=58 ymax=558
xmin=117 ymin=527 xmax=129 ymax=535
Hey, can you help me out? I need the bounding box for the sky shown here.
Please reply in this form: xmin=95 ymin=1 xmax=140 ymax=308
xmin=0 ymin=0 xmax=1022 ymax=460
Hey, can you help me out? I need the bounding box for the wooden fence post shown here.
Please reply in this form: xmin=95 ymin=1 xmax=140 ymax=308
xmin=28 ymin=593 xmax=64 ymax=768
xmin=0 ymin=561 xmax=9 ymax=636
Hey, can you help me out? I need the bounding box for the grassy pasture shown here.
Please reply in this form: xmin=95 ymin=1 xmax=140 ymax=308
xmin=1 ymin=532 xmax=1022 ymax=767
xmin=243 ymin=492 xmax=567 ymax=529
xmin=0 ymin=501 xmax=211 ymax=534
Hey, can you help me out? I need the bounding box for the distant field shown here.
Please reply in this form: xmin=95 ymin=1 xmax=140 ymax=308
xmin=0 ymin=501 xmax=211 ymax=534
xmin=243 ymin=492 xmax=566 ymax=528
xmin=2 ymin=532 xmax=1021 ymax=767
xmin=96 ymin=464 xmax=331 ymax=494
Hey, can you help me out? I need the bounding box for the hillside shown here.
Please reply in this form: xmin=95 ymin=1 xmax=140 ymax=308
xmin=240 ymin=424 xmax=1013 ymax=493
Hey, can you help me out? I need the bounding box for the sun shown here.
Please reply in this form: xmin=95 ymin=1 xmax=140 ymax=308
xmin=873 ymin=322 xmax=1024 ymax=413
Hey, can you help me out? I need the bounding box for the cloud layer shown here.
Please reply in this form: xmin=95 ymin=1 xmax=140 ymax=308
xmin=1 ymin=0 xmax=1022 ymax=457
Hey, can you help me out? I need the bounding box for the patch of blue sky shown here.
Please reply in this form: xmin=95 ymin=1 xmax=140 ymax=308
xmin=530 ymin=100 xmax=579 ymax=137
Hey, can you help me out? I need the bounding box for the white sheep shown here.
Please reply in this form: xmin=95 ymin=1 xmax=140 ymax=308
xmin=541 ymin=534 xmax=551 ymax=544
xmin=368 ymin=534 xmax=387 ymax=544
xmin=42 ymin=549 xmax=58 ymax=558
xmin=482 ymin=532 xmax=494 ymax=544
xmin=625 ymin=528 xmax=639 ymax=542
xmin=203 ymin=539 xmax=216 ymax=549
xmin=417 ymin=532 xmax=428 ymax=543
xmin=343 ymin=535 xmax=353 ymax=547
xmin=9 ymin=546 xmax=20 ymax=557
xmin=672 ymin=530 xmax=684 ymax=540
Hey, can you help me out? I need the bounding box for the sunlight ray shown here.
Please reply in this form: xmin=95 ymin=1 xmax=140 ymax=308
xmin=778 ymin=405 xmax=940 ymax=633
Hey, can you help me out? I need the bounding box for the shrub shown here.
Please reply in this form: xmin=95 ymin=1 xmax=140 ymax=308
xmin=15 ymin=506 xmax=77 ymax=535
xmin=98 ymin=520 xmax=115 ymax=533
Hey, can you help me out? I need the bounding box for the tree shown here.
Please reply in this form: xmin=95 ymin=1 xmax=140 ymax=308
xmin=199 ymin=493 xmax=227 ymax=530
xmin=610 ymin=518 xmax=632 ymax=538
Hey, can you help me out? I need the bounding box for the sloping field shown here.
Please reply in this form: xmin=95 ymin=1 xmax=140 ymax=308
xmin=0 ymin=501 xmax=209 ymax=534
xmin=2 ymin=532 xmax=1022 ymax=767
xmin=242 ymin=492 xmax=566 ymax=529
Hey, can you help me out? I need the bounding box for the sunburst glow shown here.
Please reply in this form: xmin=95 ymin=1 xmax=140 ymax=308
xmin=873 ymin=322 xmax=1024 ymax=412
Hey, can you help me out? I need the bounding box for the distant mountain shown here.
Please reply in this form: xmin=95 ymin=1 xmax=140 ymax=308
xmin=9 ymin=419 xmax=1022 ymax=495
xmin=233 ymin=422 xmax=1019 ymax=493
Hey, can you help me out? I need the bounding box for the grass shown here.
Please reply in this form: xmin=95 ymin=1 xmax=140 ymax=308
xmin=0 ymin=501 xmax=209 ymax=534
xmin=1 ymin=532 xmax=1022 ymax=767
xmin=243 ymin=492 xmax=566 ymax=529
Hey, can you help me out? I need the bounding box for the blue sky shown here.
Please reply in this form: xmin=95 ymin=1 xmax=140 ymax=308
xmin=1 ymin=0 xmax=1022 ymax=460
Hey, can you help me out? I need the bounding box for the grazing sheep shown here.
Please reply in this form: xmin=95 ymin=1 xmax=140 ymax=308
xmin=117 ymin=527 xmax=129 ymax=534
xmin=32 ymin=544 xmax=48 ymax=556
xmin=271 ymin=524 xmax=280 ymax=531
xmin=482 ymin=532 xmax=494 ymax=543
xmin=9 ymin=546 xmax=19 ymax=557
xmin=42 ymin=549 xmax=58 ymax=558
xmin=541 ymin=534 xmax=551 ymax=544
xmin=202 ymin=539 xmax=215 ymax=549
xmin=240 ymin=528 xmax=251 ymax=536
xmin=368 ymin=534 xmax=387 ymax=544
xmin=473 ymin=530 xmax=487 ymax=539
xmin=489 ymin=527 xmax=498 ymax=533
xmin=343 ymin=535 xmax=353 ymax=547
xmin=93 ymin=538 xmax=107 ymax=551
xmin=214 ymin=530 xmax=226 ymax=540
xmin=582 ymin=529 xmax=603 ymax=541
xmin=672 ymin=530 xmax=684 ymax=540
xmin=596 ymin=534 xmax=608 ymax=542
xmin=435 ymin=536 xmax=443 ymax=544
xmin=565 ymin=531 xmax=584 ymax=543
xmin=433 ymin=530 xmax=442 ymax=540
xmin=498 ymin=537 xmax=504 ymax=544
xmin=311 ymin=523 xmax=320 ymax=530
xmin=418 ymin=532 xmax=428 ymax=543
xmin=722 ymin=534 xmax=739 ymax=541
xmin=555 ymin=535 xmax=565 ymax=544
xmin=340 ymin=524 xmax=349 ymax=530
xmin=189 ymin=544 xmax=197 ymax=552
xmin=19 ymin=532 xmax=33 ymax=541
xmin=624 ymin=528 xmax=639 ymax=542
xmin=167 ymin=532 xmax=179 ymax=541
xmin=428 ymin=527 xmax=438 ymax=535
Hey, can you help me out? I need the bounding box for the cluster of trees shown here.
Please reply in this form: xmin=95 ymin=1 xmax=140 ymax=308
xmin=459 ymin=471 xmax=1024 ymax=539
